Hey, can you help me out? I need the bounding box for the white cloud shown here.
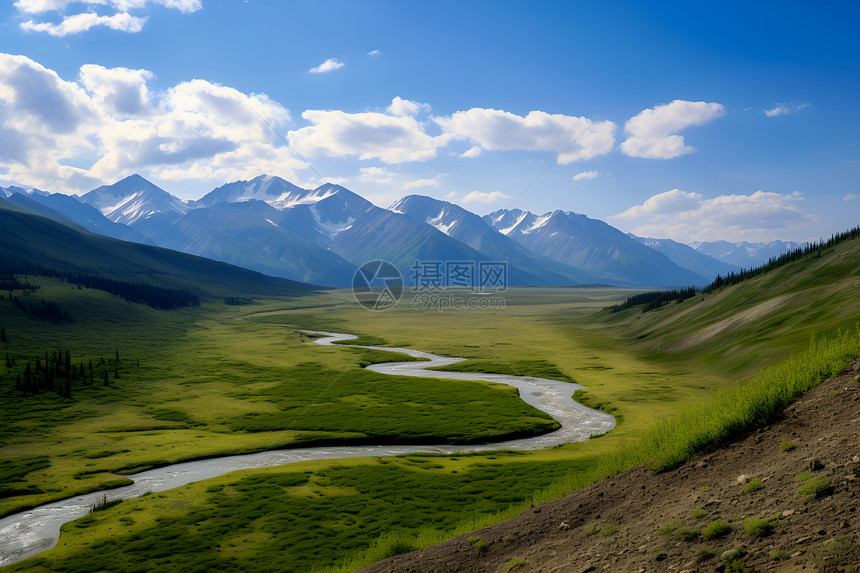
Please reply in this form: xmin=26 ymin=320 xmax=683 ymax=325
xmin=572 ymin=170 xmax=598 ymax=182
xmin=459 ymin=145 xmax=481 ymax=158
xmin=462 ymin=190 xmax=508 ymax=204
xmin=357 ymin=166 xmax=393 ymax=183
xmin=387 ymin=96 xmax=430 ymax=117
xmin=0 ymin=53 xmax=305 ymax=194
xmin=308 ymin=58 xmax=344 ymax=74
xmin=367 ymin=49 xmax=381 ymax=56
xmin=16 ymin=1 xmax=200 ymax=36
xmin=79 ymin=64 xmax=154 ymax=117
xmin=764 ymin=102 xmax=810 ymax=117
xmin=21 ymin=11 xmax=146 ymax=35
xmin=436 ymin=108 xmax=615 ymax=163
xmin=843 ymin=193 xmax=858 ymax=201
xmin=621 ymin=100 xmax=725 ymax=159
xmin=613 ymin=188 xmax=814 ymax=242
xmin=403 ymin=176 xmax=442 ymax=189
xmin=288 ymin=109 xmax=449 ymax=164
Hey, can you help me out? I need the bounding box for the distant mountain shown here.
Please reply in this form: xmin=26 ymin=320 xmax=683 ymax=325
xmin=6 ymin=193 xmax=84 ymax=229
xmin=81 ymin=174 xmax=188 ymax=225
xmin=0 ymin=197 xmax=319 ymax=297
xmin=130 ymin=198 xmax=357 ymax=287
xmin=391 ymin=195 xmax=600 ymax=285
xmin=193 ymin=174 xmax=308 ymax=209
xmin=629 ymin=235 xmax=741 ymax=282
xmin=180 ymin=176 xmax=506 ymax=286
xmin=689 ymin=240 xmax=801 ymax=268
xmin=6 ymin=190 xmax=152 ymax=244
xmin=486 ymin=209 xmax=706 ymax=287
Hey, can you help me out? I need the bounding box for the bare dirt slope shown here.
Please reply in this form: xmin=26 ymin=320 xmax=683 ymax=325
xmin=361 ymin=362 xmax=860 ymax=573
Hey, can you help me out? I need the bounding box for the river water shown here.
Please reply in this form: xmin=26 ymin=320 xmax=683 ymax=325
xmin=0 ymin=331 xmax=615 ymax=566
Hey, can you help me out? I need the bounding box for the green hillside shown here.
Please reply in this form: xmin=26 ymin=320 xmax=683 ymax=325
xmin=590 ymin=232 xmax=860 ymax=377
xmin=0 ymin=199 xmax=320 ymax=298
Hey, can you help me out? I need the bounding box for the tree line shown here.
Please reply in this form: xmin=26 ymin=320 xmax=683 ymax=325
xmin=3 ymin=348 xmax=134 ymax=399
xmin=608 ymin=225 xmax=860 ymax=313
xmin=0 ymin=265 xmax=198 ymax=310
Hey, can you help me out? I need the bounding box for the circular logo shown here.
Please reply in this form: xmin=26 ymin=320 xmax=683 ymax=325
xmin=352 ymin=260 xmax=403 ymax=311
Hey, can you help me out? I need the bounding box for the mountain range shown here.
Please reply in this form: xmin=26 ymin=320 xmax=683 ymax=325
xmin=2 ymin=175 xmax=799 ymax=289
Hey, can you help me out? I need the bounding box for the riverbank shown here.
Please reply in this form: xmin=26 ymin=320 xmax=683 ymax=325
xmin=0 ymin=332 xmax=613 ymax=567
xmin=361 ymin=360 xmax=860 ymax=572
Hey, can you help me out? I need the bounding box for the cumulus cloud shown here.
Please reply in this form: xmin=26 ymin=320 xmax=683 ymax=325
xmin=357 ymin=166 xmax=393 ymax=183
xmin=572 ymin=170 xmax=598 ymax=182
xmin=459 ymin=145 xmax=481 ymax=158
xmin=403 ymin=176 xmax=442 ymax=189
xmin=613 ymin=188 xmax=814 ymax=242
xmin=308 ymin=58 xmax=344 ymax=74
xmin=79 ymin=64 xmax=155 ymax=117
xmin=21 ymin=11 xmax=146 ymax=35
xmin=287 ymin=109 xmax=449 ymax=163
xmin=462 ymin=190 xmax=508 ymax=204
xmin=387 ymin=96 xmax=431 ymax=117
xmin=843 ymin=193 xmax=858 ymax=201
xmin=436 ymin=108 xmax=615 ymax=163
xmin=621 ymin=100 xmax=725 ymax=159
xmin=16 ymin=0 xmax=201 ymax=36
xmin=0 ymin=53 xmax=304 ymax=194
xmin=764 ymin=102 xmax=810 ymax=117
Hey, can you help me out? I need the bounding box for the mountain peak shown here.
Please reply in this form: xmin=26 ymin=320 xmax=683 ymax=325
xmin=81 ymin=175 xmax=187 ymax=225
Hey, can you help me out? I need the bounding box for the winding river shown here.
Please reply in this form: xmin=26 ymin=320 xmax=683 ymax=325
xmin=0 ymin=331 xmax=615 ymax=567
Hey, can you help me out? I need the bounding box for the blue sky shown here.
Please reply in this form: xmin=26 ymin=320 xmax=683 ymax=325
xmin=0 ymin=0 xmax=857 ymax=243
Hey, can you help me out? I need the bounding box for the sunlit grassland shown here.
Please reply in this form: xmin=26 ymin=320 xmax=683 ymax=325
xmin=1 ymin=284 xmax=572 ymax=518
xmin=3 ymin=235 xmax=859 ymax=573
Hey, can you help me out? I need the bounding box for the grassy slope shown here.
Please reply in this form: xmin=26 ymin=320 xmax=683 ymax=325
xmin=3 ymin=237 xmax=859 ymax=572
xmin=0 ymin=282 xmax=558 ymax=518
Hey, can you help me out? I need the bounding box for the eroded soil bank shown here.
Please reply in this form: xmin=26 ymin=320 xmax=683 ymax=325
xmin=362 ymin=361 xmax=860 ymax=573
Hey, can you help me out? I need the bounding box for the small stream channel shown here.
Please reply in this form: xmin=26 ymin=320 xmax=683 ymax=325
xmin=0 ymin=331 xmax=615 ymax=566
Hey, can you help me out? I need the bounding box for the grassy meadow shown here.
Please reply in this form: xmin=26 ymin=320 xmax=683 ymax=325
xmin=1 ymin=236 xmax=859 ymax=572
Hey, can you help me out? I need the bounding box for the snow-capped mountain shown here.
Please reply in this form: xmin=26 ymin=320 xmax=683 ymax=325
xmin=1 ymin=185 xmax=49 ymax=198
xmin=391 ymin=195 xmax=600 ymax=285
xmin=81 ymin=174 xmax=189 ymax=225
xmin=689 ymin=240 xmax=801 ymax=268
xmin=193 ymin=175 xmax=308 ymax=209
xmin=486 ymin=208 xmax=706 ymax=287
xmin=629 ymin=235 xmax=741 ymax=281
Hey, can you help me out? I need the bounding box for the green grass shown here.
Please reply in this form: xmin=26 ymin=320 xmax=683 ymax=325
xmin=743 ymin=477 xmax=763 ymax=493
xmin=2 ymin=236 xmax=859 ymax=572
xmin=502 ymin=558 xmax=528 ymax=572
xmin=743 ymin=514 xmax=781 ymax=537
xmin=796 ymin=476 xmax=831 ymax=498
xmin=702 ymin=518 xmax=732 ymax=539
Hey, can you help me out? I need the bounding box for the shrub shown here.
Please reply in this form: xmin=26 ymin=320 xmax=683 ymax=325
xmin=702 ymin=518 xmax=732 ymax=540
xmin=503 ymin=558 xmax=528 ymax=572
xmin=690 ymin=508 xmax=706 ymax=518
xmin=600 ymin=524 xmax=622 ymax=537
xmin=743 ymin=514 xmax=780 ymax=537
xmin=781 ymin=440 xmax=796 ymax=452
xmin=584 ymin=524 xmax=600 ymax=536
xmin=796 ymin=470 xmax=812 ymax=482
xmin=657 ymin=521 xmax=683 ymax=535
xmin=797 ymin=476 xmax=831 ymax=498
xmin=743 ymin=477 xmax=763 ymax=493
xmin=673 ymin=526 xmax=701 ymax=541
